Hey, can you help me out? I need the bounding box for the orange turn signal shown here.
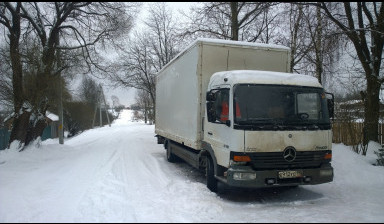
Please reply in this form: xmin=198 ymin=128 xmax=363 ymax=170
xmin=233 ymin=155 xmax=251 ymax=162
xmin=324 ymin=153 xmax=332 ymax=160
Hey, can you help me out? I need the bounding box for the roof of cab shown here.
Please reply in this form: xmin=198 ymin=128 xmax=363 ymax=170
xmin=208 ymin=70 xmax=322 ymax=89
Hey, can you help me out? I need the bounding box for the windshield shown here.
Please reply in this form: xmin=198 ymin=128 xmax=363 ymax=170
xmin=233 ymin=84 xmax=330 ymax=130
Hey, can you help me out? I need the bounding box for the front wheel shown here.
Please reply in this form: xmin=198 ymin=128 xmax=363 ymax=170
xmin=206 ymin=156 xmax=218 ymax=192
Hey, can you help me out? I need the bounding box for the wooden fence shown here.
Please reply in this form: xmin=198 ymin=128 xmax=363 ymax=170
xmin=332 ymin=122 xmax=384 ymax=145
xmin=0 ymin=125 xmax=57 ymax=150
xmin=0 ymin=128 xmax=10 ymax=150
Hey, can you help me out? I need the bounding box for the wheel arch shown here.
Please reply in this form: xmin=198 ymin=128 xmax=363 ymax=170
xmin=202 ymin=141 xmax=220 ymax=176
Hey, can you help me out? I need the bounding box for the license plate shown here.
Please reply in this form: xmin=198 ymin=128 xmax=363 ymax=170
xmin=278 ymin=170 xmax=302 ymax=179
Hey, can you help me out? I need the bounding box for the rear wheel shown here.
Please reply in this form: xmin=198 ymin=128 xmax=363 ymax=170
xmin=206 ymin=156 xmax=218 ymax=192
xmin=166 ymin=140 xmax=177 ymax=163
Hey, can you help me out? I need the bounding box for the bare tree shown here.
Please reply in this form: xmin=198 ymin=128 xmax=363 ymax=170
xmin=78 ymin=76 xmax=100 ymax=109
xmin=181 ymin=2 xmax=277 ymax=42
xmin=300 ymin=3 xmax=344 ymax=88
xmin=111 ymin=95 xmax=120 ymax=109
xmin=112 ymin=32 xmax=157 ymax=108
xmin=109 ymin=2 xmax=181 ymax=123
xmin=145 ymin=2 xmax=181 ymax=68
xmin=318 ymin=2 xmax=384 ymax=147
xmin=275 ymin=2 xmax=345 ymax=94
xmin=0 ymin=2 xmax=140 ymax=150
xmin=135 ymin=90 xmax=153 ymax=124
xmin=275 ymin=3 xmax=306 ymax=73
xmin=0 ymin=2 xmax=31 ymax=149
xmin=0 ymin=45 xmax=14 ymax=110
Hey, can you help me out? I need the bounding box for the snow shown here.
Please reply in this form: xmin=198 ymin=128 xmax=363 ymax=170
xmin=0 ymin=109 xmax=384 ymax=222
xmin=20 ymin=101 xmax=32 ymax=114
xmin=209 ymin=70 xmax=322 ymax=89
xmin=46 ymin=111 xmax=59 ymax=122
xmin=195 ymin=38 xmax=291 ymax=50
xmin=2 ymin=112 xmax=14 ymax=123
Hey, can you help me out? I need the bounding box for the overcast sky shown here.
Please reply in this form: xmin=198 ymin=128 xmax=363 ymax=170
xmin=103 ymin=2 xmax=195 ymax=107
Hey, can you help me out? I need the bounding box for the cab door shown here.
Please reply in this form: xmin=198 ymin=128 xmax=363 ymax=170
xmin=204 ymin=88 xmax=243 ymax=167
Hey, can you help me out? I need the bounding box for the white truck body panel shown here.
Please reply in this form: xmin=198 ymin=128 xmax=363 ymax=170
xmin=155 ymin=44 xmax=201 ymax=149
xmin=244 ymin=130 xmax=332 ymax=153
xmin=155 ymin=38 xmax=291 ymax=150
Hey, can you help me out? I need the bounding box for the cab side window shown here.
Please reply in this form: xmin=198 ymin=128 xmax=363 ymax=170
xmin=212 ymin=89 xmax=229 ymax=124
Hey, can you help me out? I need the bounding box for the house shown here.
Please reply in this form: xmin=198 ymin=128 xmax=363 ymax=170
xmin=0 ymin=111 xmax=60 ymax=150
xmin=43 ymin=111 xmax=59 ymax=140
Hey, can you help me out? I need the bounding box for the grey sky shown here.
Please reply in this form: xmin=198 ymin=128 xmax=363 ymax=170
xmin=104 ymin=2 xmax=195 ymax=107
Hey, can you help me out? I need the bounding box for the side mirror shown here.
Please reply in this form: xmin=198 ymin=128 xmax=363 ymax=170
xmin=206 ymin=102 xmax=216 ymax=122
xmin=206 ymin=91 xmax=216 ymax=101
xmin=325 ymin=92 xmax=334 ymax=118
xmin=327 ymin=99 xmax=334 ymax=118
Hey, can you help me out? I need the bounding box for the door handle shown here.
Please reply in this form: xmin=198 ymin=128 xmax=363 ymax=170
xmin=208 ymin=132 xmax=213 ymax=135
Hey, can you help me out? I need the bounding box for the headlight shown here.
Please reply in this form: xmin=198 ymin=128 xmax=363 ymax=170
xmin=233 ymin=172 xmax=256 ymax=180
xmin=320 ymin=169 xmax=333 ymax=176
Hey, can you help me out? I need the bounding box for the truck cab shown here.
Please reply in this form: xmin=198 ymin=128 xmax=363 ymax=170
xmin=203 ymin=70 xmax=334 ymax=192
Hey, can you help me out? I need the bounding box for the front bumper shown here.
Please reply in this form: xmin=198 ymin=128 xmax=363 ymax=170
xmin=223 ymin=163 xmax=333 ymax=188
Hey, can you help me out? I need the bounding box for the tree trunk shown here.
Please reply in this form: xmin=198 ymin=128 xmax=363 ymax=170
xmin=149 ymin=89 xmax=156 ymax=124
xmin=230 ymin=2 xmax=239 ymax=41
xmin=315 ymin=4 xmax=323 ymax=84
xmin=26 ymin=118 xmax=47 ymax=146
xmin=144 ymin=104 xmax=148 ymax=124
xmin=8 ymin=111 xmax=31 ymax=150
xmin=363 ymin=76 xmax=380 ymax=148
xmin=289 ymin=4 xmax=303 ymax=73
xmin=7 ymin=3 xmax=29 ymax=150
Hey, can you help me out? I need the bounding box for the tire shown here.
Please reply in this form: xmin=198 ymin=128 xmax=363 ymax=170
xmin=206 ymin=156 xmax=218 ymax=192
xmin=166 ymin=141 xmax=177 ymax=163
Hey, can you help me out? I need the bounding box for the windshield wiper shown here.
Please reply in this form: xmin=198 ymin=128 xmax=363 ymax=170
xmin=247 ymin=118 xmax=286 ymax=124
xmin=236 ymin=118 xmax=324 ymax=130
xmin=237 ymin=118 xmax=289 ymax=130
xmin=287 ymin=123 xmax=319 ymax=130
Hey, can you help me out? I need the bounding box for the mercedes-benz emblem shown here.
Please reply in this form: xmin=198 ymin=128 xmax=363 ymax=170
xmin=283 ymin=147 xmax=296 ymax=162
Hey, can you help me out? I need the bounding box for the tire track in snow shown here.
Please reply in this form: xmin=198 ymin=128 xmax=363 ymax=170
xmin=74 ymin=122 xmax=215 ymax=222
xmin=76 ymin=156 xmax=138 ymax=222
xmin=75 ymin=122 xmax=157 ymax=222
xmin=110 ymin=125 xmax=224 ymax=222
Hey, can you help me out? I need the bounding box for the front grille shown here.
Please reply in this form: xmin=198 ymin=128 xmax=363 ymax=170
xmin=247 ymin=150 xmax=331 ymax=170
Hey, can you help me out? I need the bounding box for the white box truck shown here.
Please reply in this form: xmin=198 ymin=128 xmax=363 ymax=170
xmin=155 ymin=38 xmax=334 ymax=192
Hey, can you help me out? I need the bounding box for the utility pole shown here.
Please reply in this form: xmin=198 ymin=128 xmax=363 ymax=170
xmin=92 ymin=84 xmax=111 ymax=127
xmin=56 ymin=34 xmax=64 ymax=144
xmin=99 ymin=86 xmax=102 ymax=127
xmin=102 ymin=87 xmax=111 ymax=127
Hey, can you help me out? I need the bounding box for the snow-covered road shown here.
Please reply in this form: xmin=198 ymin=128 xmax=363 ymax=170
xmin=0 ymin=109 xmax=383 ymax=222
